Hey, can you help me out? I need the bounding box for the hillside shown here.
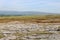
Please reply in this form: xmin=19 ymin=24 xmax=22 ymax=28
xmin=0 ymin=15 xmax=60 ymax=40
xmin=0 ymin=15 xmax=60 ymax=23
xmin=0 ymin=11 xmax=59 ymax=16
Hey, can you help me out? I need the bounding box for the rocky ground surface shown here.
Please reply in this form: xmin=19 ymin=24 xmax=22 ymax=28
xmin=0 ymin=21 xmax=60 ymax=40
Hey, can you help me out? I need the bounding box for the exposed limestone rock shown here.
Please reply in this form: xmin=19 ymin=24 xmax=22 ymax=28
xmin=0 ymin=21 xmax=60 ymax=40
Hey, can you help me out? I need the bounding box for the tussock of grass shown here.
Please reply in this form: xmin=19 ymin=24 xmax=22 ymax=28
xmin=31 ymin=31 xmax=53 ymax=34
xmin=0 ymin=33 xmax=5 ymax=39
xmin=13 ymin=32 xmax=27 ymax=37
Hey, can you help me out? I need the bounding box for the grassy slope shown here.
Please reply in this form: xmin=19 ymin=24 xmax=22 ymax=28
xmin=0 ymin=15 xmax=60 ymax=23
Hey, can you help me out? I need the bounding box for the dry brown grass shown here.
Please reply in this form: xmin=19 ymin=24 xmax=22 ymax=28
xmin=0 ymin=15 xmax=60 ymax=23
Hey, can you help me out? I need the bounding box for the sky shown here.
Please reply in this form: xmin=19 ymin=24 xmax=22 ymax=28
xmin=0 ymin=0 xmax=60 ymax=13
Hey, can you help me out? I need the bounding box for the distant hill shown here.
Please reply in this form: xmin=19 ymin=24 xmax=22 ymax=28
xmin=0 ymin=11 xmax=59 ymax=16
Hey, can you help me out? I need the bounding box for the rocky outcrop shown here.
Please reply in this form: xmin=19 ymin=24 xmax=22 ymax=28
xmin=0 ymin=21 xmax=60 ymax=40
